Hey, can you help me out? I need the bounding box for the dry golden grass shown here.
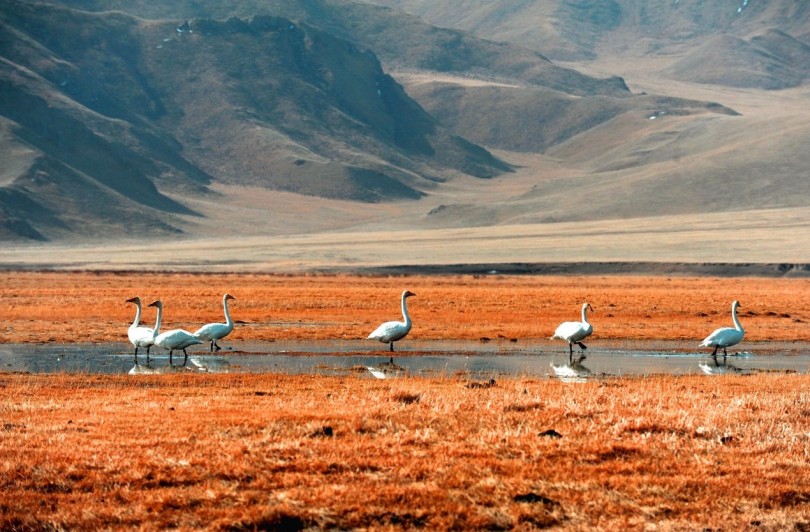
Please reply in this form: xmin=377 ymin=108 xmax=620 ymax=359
xmin=0 ymin=372 xmax=808 ymax=530
xmin=0 ymin=271 xmax=808 ymax=344
xmin=1 ymin=272 xmax=808 ymax=529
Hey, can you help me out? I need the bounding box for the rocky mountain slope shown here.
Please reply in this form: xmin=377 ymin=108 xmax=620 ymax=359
xmin=2 ymin=0 xmax=808 ymax=248
xmin=0 ymin=1 xmax=513 ymax=240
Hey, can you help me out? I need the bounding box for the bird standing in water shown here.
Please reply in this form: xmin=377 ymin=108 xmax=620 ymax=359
xmin=368 ymin=290 xmax=415 ymax=352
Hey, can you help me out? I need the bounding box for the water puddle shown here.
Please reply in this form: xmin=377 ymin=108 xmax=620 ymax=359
xmin=0 ymin=340 xmax=807 ymax=379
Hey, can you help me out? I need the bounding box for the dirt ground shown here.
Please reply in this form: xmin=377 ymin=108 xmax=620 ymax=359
xmin=1 ymin=271 xmax=808 ymax=345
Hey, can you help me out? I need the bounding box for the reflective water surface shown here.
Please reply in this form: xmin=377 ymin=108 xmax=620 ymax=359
xmin=0 ymin=340 xmax=807 ymax=379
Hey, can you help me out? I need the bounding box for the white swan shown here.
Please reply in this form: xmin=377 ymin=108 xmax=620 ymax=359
xmin=367 ymin=290 xmax=415 ymax=352
xmin=700 ymin=300 xmax=744 ymax=358
xmin=148 ymin=300 xmax=202 ymax=365
xmin=193 ymin=293 xmax=236 ymax=351
xmin=551 ymin=303 xmax=594 ymax=363
xmin=126 ymin=297 xmax=155 ymax=360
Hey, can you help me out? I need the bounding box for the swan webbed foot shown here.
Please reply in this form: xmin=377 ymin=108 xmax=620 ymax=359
xmin=213 ymin=342 xmax=222 ymax=352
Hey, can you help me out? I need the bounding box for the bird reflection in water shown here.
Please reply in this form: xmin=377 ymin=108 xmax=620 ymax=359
xmin=550 ymin=356 xmax=593 ymax=383
xmin=366 ymin=356 xmax=405 ymax=379
xmin=699 ymin=357 xmax=745 ymax=375
xmin=128 ymin=356 xmax=231 ymax=375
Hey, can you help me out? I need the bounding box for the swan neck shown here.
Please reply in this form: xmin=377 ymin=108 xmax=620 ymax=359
xmin=581 ymin=305 xmax=589 ymax=324
xmin=731 ymin=303 xmax=743 ymax=332
xmin=131 ymin=301 xmax=142 ymax=328
xmin=401 ymin=293 xmax=411 ymax=325
xmin=223 ymin=296 xmax=233 ymax=327
xmin=153 ymin=305 xmax=162 ymax=337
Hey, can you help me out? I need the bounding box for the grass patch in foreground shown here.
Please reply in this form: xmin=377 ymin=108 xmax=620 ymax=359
xmin=0 ymin=372 xmax=808 ymax=529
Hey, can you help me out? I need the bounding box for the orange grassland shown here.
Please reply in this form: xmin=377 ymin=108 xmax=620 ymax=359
xmin=1 ymin=272 xmax=809 ymax=529
xmin=1 ymin=271 xmax=808 ymax=345
xmin=0 ymin=372 xmax=808 ymax=529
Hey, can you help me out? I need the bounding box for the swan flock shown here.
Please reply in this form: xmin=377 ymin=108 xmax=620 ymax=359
xmin=126 ymin=292 xmax=748 ymax=364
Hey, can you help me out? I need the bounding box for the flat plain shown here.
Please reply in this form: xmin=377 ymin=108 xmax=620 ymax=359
xmin=1 ymin=272 xmax=809 ymax=528
xmin=1 ymin=271 xmax=808 ymax=344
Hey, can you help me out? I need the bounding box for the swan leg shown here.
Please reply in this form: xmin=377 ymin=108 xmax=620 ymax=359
xmin=213 ymin=341 xmax=221 ymax=352
xmin=182 ymin=348 xmax=188 ymax=366
xmin=577 ymin=342 xmax=588 ymax=351
xmin=568 ymin=342 xmax=574 ymax=364
xmin=389 ymin=342 xmax=394 ymax=352
xmin=169 ymin=350 xmax=174 ymax=366
xmin=710 ymin=345 xmax=719 ymax=358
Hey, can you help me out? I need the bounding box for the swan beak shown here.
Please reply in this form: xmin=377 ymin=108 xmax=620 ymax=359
xmin=126 ymin=297 xmax=138 ymax=303
xmin=405 ymin=291 xmax=416 ymax=297
xmin=147 ymin=300 xmax=161 ymax=308
xmin=226 ymin=294 xmax=236 ymax=301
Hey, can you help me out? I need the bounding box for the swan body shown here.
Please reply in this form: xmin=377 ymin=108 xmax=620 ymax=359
xmin=193 ymin=294 xmax=236 ymax=351
xmin=551 ymin=303 xmax=594 ymax=362
xmin=368 ymin=290 xmax=415 ymax=352
xmin=700 ymin=300 xmax=744 ymax=358
xmin=148 ymin=300 xmax=202 ymax=365
xmin=126 ymin=297 xmax=155 ymax=360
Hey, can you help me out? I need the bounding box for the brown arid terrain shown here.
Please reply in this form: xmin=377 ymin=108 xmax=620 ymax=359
xmin=1 ymin=271 xmax=809 ymax=345
xmin=2 ymin=0 xmax=809 ymax=252
xmin=1 ymin=372 xmax=808 ymax=529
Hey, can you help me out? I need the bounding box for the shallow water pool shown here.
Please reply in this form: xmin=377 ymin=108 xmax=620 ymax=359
xmin=0 ymin=340 xmax=807 ymax=379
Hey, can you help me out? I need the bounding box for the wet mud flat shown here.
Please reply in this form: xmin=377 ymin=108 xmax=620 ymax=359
xmin=1 ymin=340 xmax=807 ymax=377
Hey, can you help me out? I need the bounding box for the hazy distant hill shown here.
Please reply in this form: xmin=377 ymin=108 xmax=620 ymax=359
xmin=665 ymin=30 xmax=810 ymax=90
xmin=372 ymin=0 xmax=810 ymax=88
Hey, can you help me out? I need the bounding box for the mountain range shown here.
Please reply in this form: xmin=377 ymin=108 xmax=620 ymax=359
xmin=1 ymin=0 xmax=808 ymax=262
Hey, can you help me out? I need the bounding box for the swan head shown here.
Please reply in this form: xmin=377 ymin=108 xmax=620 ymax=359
xmin=147 ymin=300 xmax=163 ymax=309
xmin=403 ymin=290 xmax=416 ymax=298
xmin=583 ymin=302 xmax=594 ymax=312
xmin=224 ymin=293 xmax=236 ymax=301
xmin=126 ymin=297 xmax=142 ymax=305
xmin=732 ymin=300 xmax=741 ymax=310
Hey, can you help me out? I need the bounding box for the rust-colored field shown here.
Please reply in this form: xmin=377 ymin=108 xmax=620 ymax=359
xmin=1 ymin=271 xmax=808 ymax=345
xmin=1 ymin=372 xmax=808 ymax=529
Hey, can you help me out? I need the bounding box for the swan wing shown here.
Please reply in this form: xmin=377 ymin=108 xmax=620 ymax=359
xmin=155 ymin=329 xmax=203 ymax=349
xmin=700 ymin=327 xmax=744 ymax=348
xmin=552 ymin=321 xmax=592 ymax=342
xmin=368 ymin=320 xmax=411 ymax=343
xmin=194 ymin=322 xmax=232 ymax=341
